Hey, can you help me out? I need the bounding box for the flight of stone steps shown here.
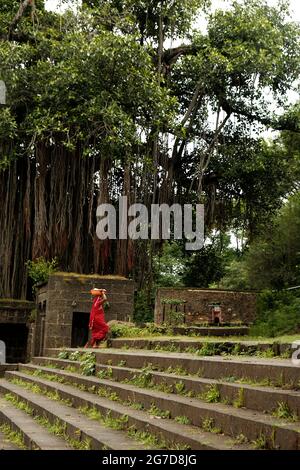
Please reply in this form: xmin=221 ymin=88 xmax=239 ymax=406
xmin=0 ymin=342 xmax=300 ymax=450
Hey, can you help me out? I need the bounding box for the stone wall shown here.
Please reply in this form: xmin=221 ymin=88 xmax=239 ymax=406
xmin=36 ymin=272 xmax=135 ymax=352
xmin=0 ymin=299 xmax=35 ymax=363
xmin=154 ymin=288 xmax=257 ymax=325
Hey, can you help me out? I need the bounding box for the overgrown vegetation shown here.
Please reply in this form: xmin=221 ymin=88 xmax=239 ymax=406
xmin=25 ymin=257 xmax=58 ymax=293
xmin=251 ymin=289 xmax=300 ymax=337
xmin=0 ymin=423 xmax=27 ymax=449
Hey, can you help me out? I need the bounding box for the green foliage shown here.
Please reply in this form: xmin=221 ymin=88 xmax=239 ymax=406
xmin=201 ymin=417 xmax=221 ymax=434
xmin=196 ymin=343 xmax=216 ymax=356
xmin=148 ymin=403 xmax=170 ymax=419
xmin=109 ymin=322 xmax=164 ymax=338
xmin=233 ymin=388 xmax=245 ymax=408
xmin=0 ymin=423 xmax=27 ymax=449
xmin=153 ymin=242 xmax=186 ymax=287
xmin=252 ymin=433 xmax=268 ymax=450
xmin=246 ymin=193 xmax=300 ymax=290
xmin=218 ymin=260 xmax=251 ymax=290
xmin=182 ymin=245 xmax=225 ymax=288
xmin=26 ymin=257 xmax=58 ymax=292
xmin=201 ymin=384 xmax=221 ymax=403
xmin=130 ymin=367 xmax=153 ymax=388
xmin=2 ymin=0 xmax=300 ymax=301
xmin=58 ymin=350 xmax=69 ymax=360
xmin=161 ymin=298 xmax=186 ymax=305
xmin=174 ymin=415 xmax=191 ymax=425
xmin=174 ymin=381 xmax=185 ymax=395
xmin=272 ymin=402 xmax=298 ymax=422
xmin=251 ymin=289 xmax=300 ymax=337
xmin=79 ymin=352 xmax=96 ymax=376
xmin=133 ymin=290 xmax=154 ymax=324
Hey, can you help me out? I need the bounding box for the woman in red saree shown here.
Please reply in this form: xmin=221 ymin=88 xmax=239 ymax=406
xmin=87 ymin=289 xmax=109 ymax=348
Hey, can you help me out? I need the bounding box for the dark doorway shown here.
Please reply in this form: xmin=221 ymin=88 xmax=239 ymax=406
xmin=0 ymin=324 xmax=28 ymax=363
xmin=71 ymin=312 xmax=89 ymax=348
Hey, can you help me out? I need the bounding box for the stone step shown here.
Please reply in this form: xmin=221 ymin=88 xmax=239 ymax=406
xmin=14 ymin=364 xmax=300 ymax=449
xmin=6 ymin=368 xmax=251 ymax=450
xmin=0 ymin=379 xmax=147 ymax=450
xmin=0 ymin=365 xmax=19 ymax=378
xmin=0 ymin=395 xmax=70 ymax=450
xmin=33 ymin=356 xmax=300 ymax=417
xmin=95 ymin=363 xmax=300 ymax=417
xmin=109 ymin=338 xmax=290 ymax=356
xmin=32 ymin=357 xmax=82 ymax=372
xmin=0 ymin=430 xmax=19 ymax=450
xmin=47 ymin=348 xmax=298 ymax=388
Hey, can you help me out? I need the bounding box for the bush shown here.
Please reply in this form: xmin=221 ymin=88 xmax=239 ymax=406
xmin=251 ymin=289 xmax=300 ymax=337
xmin=109 ymin=322 xmax=164 ymax=338
xmin=26 ymin=257 xmax=58 ymax=293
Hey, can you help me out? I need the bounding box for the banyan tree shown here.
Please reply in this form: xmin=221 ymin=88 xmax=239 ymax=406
xmin=0 ymin=0 xmax=299 ymax=298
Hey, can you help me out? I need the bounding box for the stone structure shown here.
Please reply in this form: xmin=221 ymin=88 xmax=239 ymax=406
xmin=155 ymin=287 xmax=257 ymax=325
xmin=0 ymin=299 xmax=35 ymax=363
xmin=34 ymin=272 xmax=134 ymax=354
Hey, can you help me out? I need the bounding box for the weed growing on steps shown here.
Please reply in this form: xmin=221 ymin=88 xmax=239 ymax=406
xmin=252 ymin=433 xmax=268 ymax=450
xmin=79 ymin=353 xmax=96 ymax=376
xmin=57 ymin=351 xmax=96 ymax=376
xmin=233 ymin=388 xmax=245 ymax=408
xmin=154 ymin=343 xmax=180 ymax=353
xmin=5 ymin=376 xmax=188 ymax=450
xmin=153 ymin=381 xmax=173 ymax=394
xmin=25 ymin=368 xmax=65 ymax=383
xmin=0 ymin=423 xmax=27 ymax=449
xmin=235 ymin=433 xmax=249 ymax=445
xmin=201 ymin=385 xmax=221 ymax=403
xmin=97 ymin=386 xmax=119 ymax=401
xmin=174 ymin=381 xmax=185 ymax=395
xmin=5 ymin=393 xmax=34 ymax=415
xmin=78 ymin=406 xmax=128 ymax=430
xmin=97 ymin=369 xmax=109 ymax=379
xmin=129 ymin=367 xmax=154 ymax=388
xmin=8 ymin=377 xmax=72 ymax=407
xmin=118 ymin=360 xmax=127 ymax=367
xmin=256 ymin=348 xmax=276 ymax=359
xmin=4 ymin=393 xmax=90 ymax=449
xmin=58 ymin=351 xmax=69 ymax=360
xmin=196 ymin=343 xmax=217 ymax=356
xmin=174 ymin=415 xmax=191 ymax=425
xmin=272 ymin=402 xmax=298 ymax=422
xmin=201 ymin=417 xmax=222 ymax=434
xmin=185 ymin=347 xmax=198 ymax=354
xmin=65 ymin=365 xmax=78 ymax=373
xmin=123 ymin=400 xmax=144 ymax=410
xmin=69 ymin=351 xmax=82 ymax=361
xmin=280 ymin=350 xmax=291 ymax=359
xmin=44 ymin=362 xmax=58 ymax=369
xmin=35 ymin=416 xmax=91 ymax=450
xmin=148 ymin=403 xmax=171 ymax=419
xmin=9 ymin=378 xmax=42 ymax=395
xmin=165 ymin=365 xmax=189 ymax=376
xmin=127 ymin=426 xmax=191 ymax=450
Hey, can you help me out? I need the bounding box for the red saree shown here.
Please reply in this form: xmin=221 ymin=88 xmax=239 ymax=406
xmin=89 ymin=296 xmax=109 ymax=343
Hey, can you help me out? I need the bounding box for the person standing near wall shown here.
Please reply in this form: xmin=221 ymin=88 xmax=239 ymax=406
xmin=85 ymin=288 xmax=109 ymax=348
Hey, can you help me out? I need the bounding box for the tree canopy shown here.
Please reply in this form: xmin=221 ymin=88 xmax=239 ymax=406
xmin=0 ymin=0 xmax=299 ymax=298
